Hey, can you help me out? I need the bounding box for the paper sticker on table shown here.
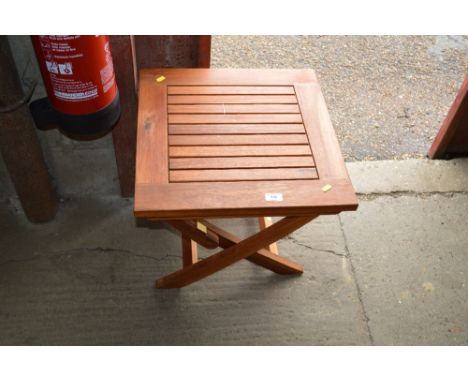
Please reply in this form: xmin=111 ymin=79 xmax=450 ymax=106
xmin=196 ymin=221 xmax=207 ymax=233
xmin=265 ymin=193 xmax=283 ymax=202
xmin=155 ymin=75 xmax=166 ymax=83
xmin=321 ymin=184 xmax=332 ymax=192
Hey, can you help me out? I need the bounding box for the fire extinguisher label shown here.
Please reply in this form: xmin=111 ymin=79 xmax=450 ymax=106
xmin=58 ymin=62 xmax=73 ymax=75
xmin=33 ymin=35 xmax=117 ymax=115
xmin=52 ymin=77 xmax=98 ymax=101
xmin=46 ymin=61 xmax=59 ymax=74
xmin=54 ymin=89 xmax=98 ymax=100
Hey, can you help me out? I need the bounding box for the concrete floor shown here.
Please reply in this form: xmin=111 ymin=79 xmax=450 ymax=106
xmin=0 ymin=159 xmax=467 ymax=345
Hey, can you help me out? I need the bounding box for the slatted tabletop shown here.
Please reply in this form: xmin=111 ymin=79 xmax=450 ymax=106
xmin=134 ymin=69 xmax=357 ymax=219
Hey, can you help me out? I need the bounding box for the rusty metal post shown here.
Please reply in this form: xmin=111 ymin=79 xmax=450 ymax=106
xmin=0 ymin=36 xmax=57 ymax=223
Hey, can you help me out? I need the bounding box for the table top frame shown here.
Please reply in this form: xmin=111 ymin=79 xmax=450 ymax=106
xmin=134 ymin=69 xmax=358 ymax=219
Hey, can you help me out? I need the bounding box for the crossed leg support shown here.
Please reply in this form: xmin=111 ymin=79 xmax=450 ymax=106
xmin=157 ymin=215 xmax=319 ymax=288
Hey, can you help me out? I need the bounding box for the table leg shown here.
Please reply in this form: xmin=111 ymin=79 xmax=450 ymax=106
xmin=156 ymin=215 xmax=316 ymax=288
xmin=166 ymin=220 xmax=219 ymax=249
xmin=258 ymin=217 xmax=279 ymax=254
xmin=202 ymin=220 xmax=304 ymax=275
xmin=182 ymin=235 xmax=198 ymax=267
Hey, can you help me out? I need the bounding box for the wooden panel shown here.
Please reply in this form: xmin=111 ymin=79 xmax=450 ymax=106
xmin=168 ymin=114 xmax=302 ymax=124
xmin=170 ymin=168 xmax=318 ymax=182
xmin=169 ymin=123 xmax=305 ymax=135
xmin=135 ymin=80 xmax=168 ymax=184
xmin=140 ymin=68 xmax=317 ymax=86
xmin=295 ymin=83 xmax=349 ymax=179
xmin=428 ymin=75 xmax=468 ymax=158
xmin=135 ymin=179 xmax=358 ymax=219
xmin=169 ymin=156 xmax=315 ymax=170
xmin=109 ymin=36 xmax=138 ymax=197
xmin=169 ymin=145 xmax=311 ymax=157
xmin=168 ymin=104 xmax=300 ymax=114
xmin=169 ymin=134 xmax=308 ymax=146
xmin=168 ymin=95 xmax=298 ymax=104
xmin=168 ymin=86 xmax=295 ymax=95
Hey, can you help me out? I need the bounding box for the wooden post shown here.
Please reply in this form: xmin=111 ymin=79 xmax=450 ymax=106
xmin=134 ymin=36 xmax=205 ymax=69
xmin=182 ymin=235 xmax=198 ymax=267
xmin=197 ymin=36 xmax=211 ymax=68
xmin=258 ymin=217 xmax=279 ymax=255
xmin=0 ymin=36 xmax=57 ymax=223
xmin=109 ymin=36 xmax=138 ymax=197
xmin=428 ymin=75 xmax=468 ymax=159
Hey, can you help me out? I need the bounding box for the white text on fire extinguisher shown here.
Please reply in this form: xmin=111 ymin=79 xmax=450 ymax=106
xmin=54 ymin=89 xmax=98 ymax=100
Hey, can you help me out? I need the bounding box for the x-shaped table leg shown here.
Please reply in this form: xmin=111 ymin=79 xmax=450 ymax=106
xmin=157 ymin=215 xmax=319 ymax=288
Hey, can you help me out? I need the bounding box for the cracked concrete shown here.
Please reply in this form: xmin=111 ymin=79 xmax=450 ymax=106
xmin=338 ymin=214 xmax=375 ymax=345
xmin=0 ymin=198 xmax=370 ymax=345
xmin=286 ymin=236 xmax=346 ymax=258
xmin=340 ymin=194 xmax=468 ymax=345
xmin=0 ymin=159 xmax=467 ymax=345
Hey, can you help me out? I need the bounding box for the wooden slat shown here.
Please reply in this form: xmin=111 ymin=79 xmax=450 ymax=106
xmin=169 ymin=156 xmax=315 ymax=170
xmin=295 ymin=83 xmax=349 ymax=179
xmin=168 ymin=94 xmax=298 ymax=104
xmin=168 ymin=104 xmax=300 ymax=114
xmin=169 ymin=134 xmax=308 ymax=146
xmin=168 ymin=114 xmax=302 ymax=124
xmin=169 ymin=145 xmax=312 ymax=157
xmin=135 ymin=180 xmax=359 ymax=219
xmin=169 ymin=123 xmax=306 ymax=135
xmin=136 ymin=78 xmax=168 ymax=183
xmin=169 ymin=168 xmax=318 ymax=182
xmin=168 ymin=86 xmax=295 ymax=95
xmin=140 ymin=68 xmax=317 ymax=86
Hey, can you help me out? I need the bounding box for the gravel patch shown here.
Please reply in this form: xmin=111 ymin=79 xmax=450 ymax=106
xmin=212 ymin=36 xmax=468 ymax=161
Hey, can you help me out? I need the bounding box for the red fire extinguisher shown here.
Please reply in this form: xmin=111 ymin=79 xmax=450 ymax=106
xmin=30 ymin=35 xmax=120 ymax=138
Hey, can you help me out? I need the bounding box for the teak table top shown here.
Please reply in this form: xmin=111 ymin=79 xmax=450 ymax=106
xmin=134 ymin=69 xmax=358 ymax=219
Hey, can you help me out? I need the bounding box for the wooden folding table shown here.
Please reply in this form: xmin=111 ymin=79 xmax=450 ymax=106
xmin=134 ymin=69 xmax=358 ymax=288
